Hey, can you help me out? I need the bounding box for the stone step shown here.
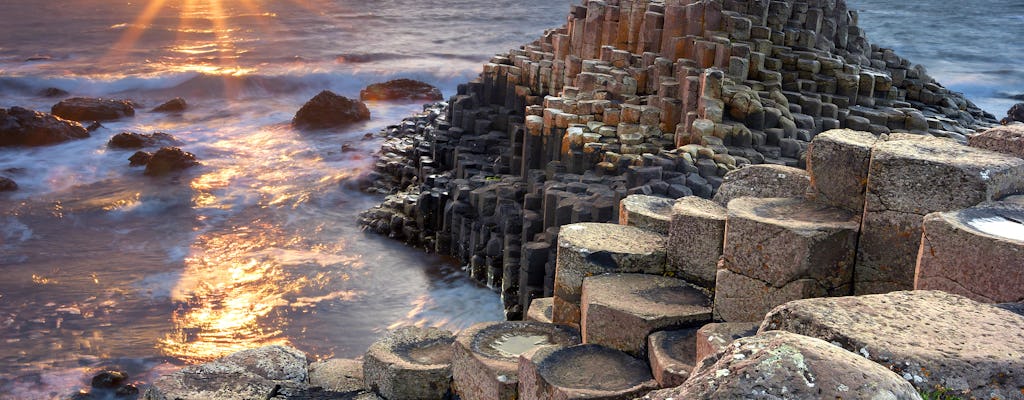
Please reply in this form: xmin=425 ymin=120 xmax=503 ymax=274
xmin=518 ymin=344 xmax=659 ymax=400
xmin=581 ymin=273 xmax=711 ymax=357
xmin=554 ymin=223 xmax=667 ymax=326
xmin=916 ymin=201 xmax=1024 ymax=303
xmin=806 ymin=129 xmax=878 ymax=212
xmin=647 ymin=328 xmax=700 ymax=388
xmin=667 ymin=196 xmax=727 ymax=288
xmin=715 ymin=197 xmax=860 ymax=322
xmin=618 ymin=194 xmax=675 ymax=234
xmin=711 ymin=164 xmax=811 ymax=206
xmin=451 ymin=321 xmax=580 ymax=400
xmin=362 ymin=326 xmax=455 ymax=400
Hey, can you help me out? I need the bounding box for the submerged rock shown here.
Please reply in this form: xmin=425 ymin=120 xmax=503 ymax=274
xmin=1001 ymin=103 xmax=1024 ymax=125
xmin=0 ymin=177 xmax=17 ymax=192
xmin=0 ymin=106 xmax=89 ymax=146
xmin=108 ymin=131 xmax=180 ymax=149
xmin=134 ymin=147 xmax=199 ymax=176
xmin=152 ymin=98 xmax=187 ymax=113
xmin=91 ymin=370 xmax=128 ymax=389
xmin=39 ymin=87 xmax=69 ymax=98
xmin=129 ymin=151 xmax=152 ymax=167
xmin=360 ymin=79 xmax=443 ymax=102
xmin=293 ymin=90 xmax=370 ymax=129
xmin=52 ymin=97 xmax=135 ymax=122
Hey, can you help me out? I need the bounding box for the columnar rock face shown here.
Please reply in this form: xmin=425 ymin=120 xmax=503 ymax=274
xmin=647 ymin=328 xmax=700 ymax=388
xmin=806 ymin=128 xmax=877 ymax=211
xmin=362 ymin=327 xmax=455 ymax=400
xmin=666 ymin=196 xmax=726 ymax=287
xmin=716 ymin=196 xmax=860 ymax=321
xmin=638 ymin=331 xmax=922 ymax=400
xmin=517 ymin=344 xmax=659 ymax=400
xmin=451 ymin=321 xmax=580 ymax=400
xmin=359 ymin=0 xmax=997 ymax=318
xmin=553 ymin=223 xmax=666 ymax=326
xmin=526 ymin=297 xmax=555 ymax=323
xmin=857 ymin=137 xmax=1024 ymax=294
xmin=581 ymin=273 xmax=711 ymax=356
xmin=618 ymin=194 xmax=674 ymax=233
xmin=762 ymin=291 xmax=1024 ymax=399
xmin=915 ymin=202 xmax=1024 ymax=303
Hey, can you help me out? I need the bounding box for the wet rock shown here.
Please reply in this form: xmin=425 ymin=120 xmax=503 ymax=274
xmin=1001 ymin=103 xmax=1024 ymax=125
xmin=618 ymin=195 xmax=674 ymax=234
xmin=309 ymin=359 xmax=365 ymax=393
xmin=916 ymin=202 xmax=1024 ymax=303
xmin=360 ymin=79 xmax=443 ymax=102
xmin=91 ymin=370 xmax=128 ymax=389
xmin=517 ymin=344 xmax=658 ymax=400
xmin=144 ymin=345 xmax=308 ymax=400
xmin=52 ymin=97 xmax=135 ymax=122
xmin=969 ymin=124 xmax=1024 ymax=158
xmin=581 ymin=273 xmax=710 ymax=357
xmin=108 ymin=132 xmax=180 ymax=149
xmin=647 ymin=328 xmax=700 ymax=388
xmin=40 ymin=87 xmax=69 ymax=98
xmin=711 ymin=164 xmax=810 ymax=207
xmin=129 ymin=151 xmax=152 ymax=167
xmin=451 ymin=321 xmax=579 ymax=400
xmin=153 ymin=98 xmax=187 ymax=113
xmin=86 ymin=122 xmax=103 ymax=132
xmin=362 ymin=326 xmax=455 ymax=400
xmin=997 ymin=302 xmax=1024 ymax=317
xmin=639 ymin=331 xmax=922 ymax=400
xmin=0 ymin=106 xmax=89 ymax=146
xmin=762 ymin=291 xmax=1024 ymax=399
xmin=293 ymin=90 xmax=370 ymax=129
xmin=0 ymin=177 xmax=17 ymax=192
xmin=140 ymin=147 xmax=199 ymax=176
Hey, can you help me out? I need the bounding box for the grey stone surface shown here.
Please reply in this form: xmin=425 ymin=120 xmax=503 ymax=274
xmin=144 ymin=345 xmax=307 ymax=400
xmin=647 ymin=328 xmax=700 ymax=388
xmin=581 ymin=274 xmax=711 ymax=357
xmin=666 ymin=196 xmax=727 ymax=288
xmin=525 ymin=297 xmax=554 ymax=324
xmin=554 ymin=223 xmax=666 ymax=326
xmin=638 ymin=331 xmax=922 ymax=400
xmin=711 ymin=164 xmax=811 ymax=207
xmin=309 ymin=358 xmax=365 ymax=393
xmin=969 ymin=124 xmax=1024 ymax=158
xmin=694 ymin=322 xmax=758 ymax=365
xmin=518 ymin=344 xmax=658 ymax=400
xmin=807 ymin=129 xmax=878 ymax=211
xmin=762 ymin=291 xmax=1024 ymax=399
xmin=363 ymin=326 xmax=454 ymax=400
xmin=619 ymin=195 xmax=675 ymax=234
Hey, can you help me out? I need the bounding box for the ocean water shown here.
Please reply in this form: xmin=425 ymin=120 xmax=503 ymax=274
xmin=0 ymin=0 xmax=1018 ymax=398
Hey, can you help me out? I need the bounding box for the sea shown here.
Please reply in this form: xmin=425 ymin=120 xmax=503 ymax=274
xmin=0 ymin=0 xmax=1020 ymax=398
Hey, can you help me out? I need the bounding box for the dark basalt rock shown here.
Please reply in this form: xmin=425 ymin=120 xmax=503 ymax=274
xmin=108 ymin=131 xmax=180 ymax=149
xmin=86 ymin=122 xmax=103 ymax=132
xmin=91 ymin=370 xmax=128 ymax=389
xmin=40 ymin=87 xmax=69 ymax=98
xmin=52 ymin=97 xmax=135 ymax=122
xmin=293 ymin=90 xmax=370 ymax=129
xmin=0 ymin=106 xmax=89 ymax=146
xmin=152 ymin=98 xmax=187 ymax=113
xmin=1001 ymin=103 xmax=1024 ymax=125
xmin=129 ymin=151 xmax=152 ymax=167
xmin=360 ymin=79 xmax=444 ymax=102
xmin=137 ymin=147 xmax=199 ymax=176
xmin=0 ymin=177 xmax=17 ymax=192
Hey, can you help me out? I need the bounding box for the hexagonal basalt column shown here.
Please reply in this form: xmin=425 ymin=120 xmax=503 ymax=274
xmin=807 ymin=129 xmax=878 ymax=212
xmin=858 ymin=137 xmax=1024 ymax=294
xmin=554 ymin=223 xmax=667 ymax=326
xmin=526 ymin=297 xmax=554 ymax=324
xmin=916 ymin=202 xmax=1024 ymax=303
xmin=694 ymin=322 xmax=758 ymax=365
xmin=452 ymin=321 xmax=580 ymax=400
xmin=517 ymin=344 xmax=659 ymax=400
xmin=362 ymin=326 xmax=455 ymax=400
xmin=715 ymin=197 xmax=860 ymax=322
xmin=647 ymin=328 xmax=700 ymax=388
xmin=619 ymin=195 xmax=675 ymax=234
xmin=667 ymin=196 xmax=727 ymax=288
xmin=581 ymin=273 xmax=711 ymax=357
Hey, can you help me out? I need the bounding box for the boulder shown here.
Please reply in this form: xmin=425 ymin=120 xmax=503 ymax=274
xmin=129 ymin=151 xmax=152 ymax=167
xmin=761 ymin=291 xmax=1024 ymax=399
xmin=666 ymin=196 xmax=727 ymax=287
xmin=969 ymin=124 xmax=1024 ymax=158
xmin=51 ymin=97 xmax=135 ymax=121
xmin=694 ymin=322 xmax=758 ymax=364
xmin=618 ymin=195 xmax=674 ymax=234
xmin=0 ymin=106 xmax=89 ymax=146
xmin=362 ymin=326 xmax=455 ymax=400
xmin=915 ymin=202 xmax=1024 ymax=303
xmin=581 ymin=273 xmax=711 ymax=357
xmin=360 ymin=79 xmax=444 ymax=102
xmin=0 ymin=177 xmax=16 ymax=192
xmin=517 ymin=344 xmax=658 ymax=400
xmin=451 ymin=321 xmax=580 ymax=400
xmin=647 ymin=328 xmax=700 ymax=388
xmin=1000 ymin=102 xmax=1024 ymax=125
xmin=553 ymin=223 xmax=667 ymax=326
xmin=638 ymin=331 xmax=922 ymax=400
xmin=711 ymin=164 xmax=810 ymax=206
xmin=309 ymin=358 xmax=366 ymax=393
xmin=293 ymin=90 xmax=371 ymax=129
xmin=807 ymin=129 xmax=878 ymax=211
xmin=144 ymin=345 xmax=307 ymax=400
xmin=108 ymin=131 xmax=180 ymax=149
xmin=141 ymin=147 xmax=199 ymax=176
xmin=153 ymin=97 xmax=187 ymax=113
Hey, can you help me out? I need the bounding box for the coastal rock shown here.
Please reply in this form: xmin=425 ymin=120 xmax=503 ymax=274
xmin=0 ymin=106 xmax=89 ymax=146
xmin=807 ymin=129 xmax=879 ymax=212
xmin=139 ymin=147 xmax=199 ymax=176
xmin=761 ymin=291 xmax=1024 ymax=399
xmin=293 ymin=90 xmax=370 ymax=129
xmin=694 ymin=322 xmax=759 ymax=365
xmin=153 ymin=98 xmax=187 ymax=113
xmin=40 ymin=87 xmax=69 ymax=98
xmin=517 ymin=344 xmax=658 ymax=400
xmin=309 ymin=359 xmax=365 ymax=393
xmin=618 ymin=195 xmax=674 ymax=234
xmin=362 ymin=326 xmax=455 ymax=400
xmin=525 ymin=297 xmax=554 ymax=324
xmin=360 ymin=79 xmax=443 ymax=102
xmin=969 ymin=124 xmax=1024 ymax=158
xmin=129 ymin=151 xmax=152 ymax=166
xmin=647 ymin=328 xmax=700 ymax=388
xmin=144 ymin=345 xmax=308 ymax=400
xmin=638 ymin=331 xmax=922 ymax=400
xmin=108 ymin=131 xmax=180 ymax=149
xmin=51 ymin=97 xmax=135 ymax=122
xmin=666 ymin=196 xmax=727 ymax=287
xmin=711 ymin=165 xmax=811 ymax=207
xmin=0 ymin=177 xmax=17 ymax=192
xmin=90 ymin=370 xmax=128 ymax=389
xmin=1001 ymin=103 xmax=1024 ymax=125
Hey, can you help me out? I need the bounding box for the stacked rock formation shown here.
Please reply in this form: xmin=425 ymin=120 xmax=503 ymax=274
xmin=359 ymin=0 xmax=998 ymax=319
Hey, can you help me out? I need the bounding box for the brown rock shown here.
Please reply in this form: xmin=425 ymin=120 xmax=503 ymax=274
xmin=0 ymin=106 xmax=89 ymax=146
xmin=525 ymin=297 xmax=554 ymax=324
xmin=666 ymin=196 xmax=727 ymax=288
xmin=969 ymin=124 xmax=1024 ymax=158
xmin=647 ymin=328 xmax=700 ymax=388
xmin=293 ymin=90 xmax=370 ymax=129
xmin=517 ymin=344 xmax=658 ymax=400
xmin=360 ymin=79 xmax=443 ymax=102
xmin=694 ymin=322 xmax=759 ymax=365
xmin=142 ymin=147 xmax=199 ymax=176
xmin=51 ymin=97 xmax=135 ymax=121
xmin=638 ymin=331 xmax=922 ymax=400
xmin=108 ymin=131 xmax=180 ymax=149
xmin=915 ymin=202 xmax=1024 ymax=303
xmin=362 ymin=326 xmax=454 ymax=400
xmin=1000 ymin=102 xmax=1024 ymax=125
xmin=153 ymin=97 xmax=187 ymax=113
xmin=761 ymin=291 xmax=1024 ymax=399
xmin=0 ymin=177 xmax=17 ymax=192
xmin=807 ymin=129 xmax=878 ymax=211
xmin=309 ymin=358 xmax=365 ymax=393
xmin=711 ymin=164 xmax=811 ymax=206
xmin=618 ymin=195 xmax=674 ymax=234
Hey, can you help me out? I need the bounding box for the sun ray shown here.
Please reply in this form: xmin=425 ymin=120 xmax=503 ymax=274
xmin=110 ymin=0 xmax=169 ymax=55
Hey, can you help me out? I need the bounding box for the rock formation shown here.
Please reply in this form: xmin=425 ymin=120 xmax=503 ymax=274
xmin=360 ymin=79 xmax=444 ymax=102
xmin=293 ymin=90 xmax=371 ymax=129
xmin=0 ymin=106 xmax=89 ymax=146
xmin=51 ymin=97 xmax=135 ymax=122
